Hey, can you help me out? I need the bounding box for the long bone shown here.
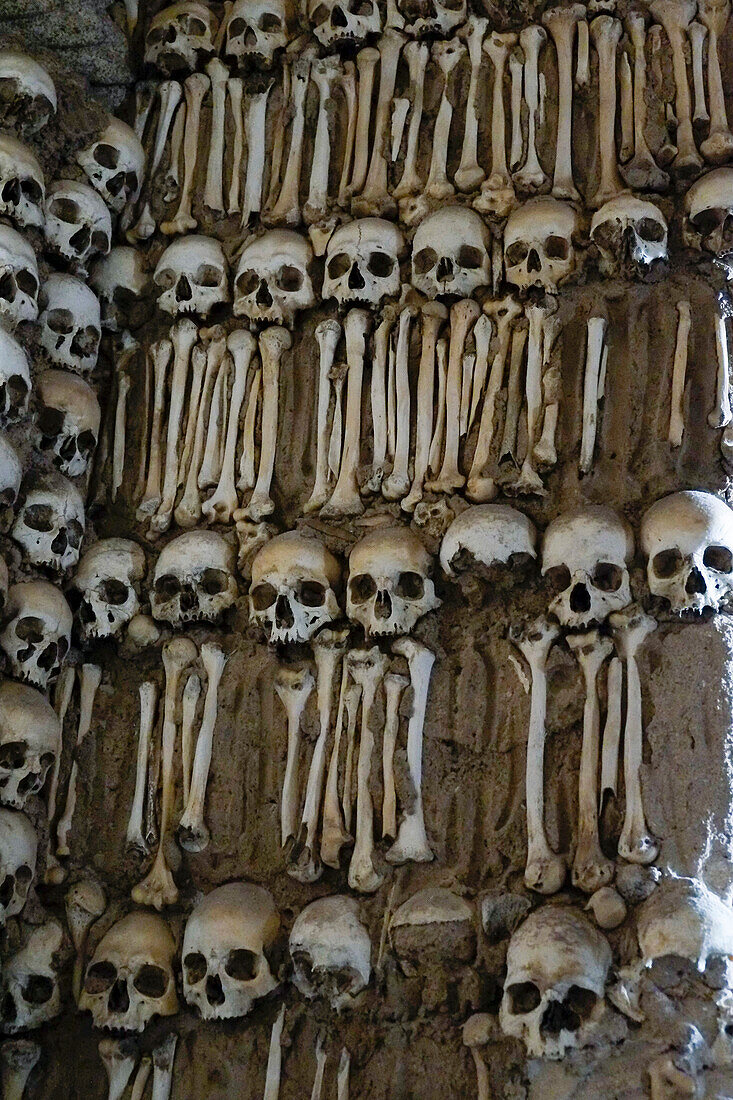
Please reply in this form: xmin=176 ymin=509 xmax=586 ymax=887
xmin=403 ymin=301 xmax=447 ymax=512
xmin=309 ymin=1035 xmax=327 ymax=1100
xmin=177 ymin=343 xmax=207 ymax=493
xmin=463 ymin=1017 xmax=492 ymax=1100
xmin=427 ymin=298 xmax=480 ymax=493
xmin=66 ymin=877 xmax=106 ymax=1003
xmin=382 ymin=672 xmax=409 ymax=840
xmin=698 ymin=0 xmax=733 ymax=162
xmin=145 ymin=729 xmax=160 ymax=853
xmin=265 ymin=59 xmax=291 ymax=214
xmin=152 ymin=317 xmax=198 ymax=535
xmin=650 ymin=0 xmax=702 ymax=173
xmin=341 ymin=682 xmax=361 ymax=833
xmin=365 ymin=313 xmax=393 ymax=492
xmin=357 ymin=29 xmax=405 ymax=214
xmin=99 ymin=1038 xmax=138 ymax=1100
xmin=161 ymin=71 xmax=210 ymax=235
xmin=321 ymin=666 xmax=357 ymax=868
xmin=566 ymin=630 xmax=615 ymax=893
xmin=198 ymin=350 xmax=228 ymax=490
xmin=336 ymin=62 xmax=358 ymax=208
xmin=227 ymin=77 xmax=244 ymax=214
xmin=270 ymin=57 xmax=311 ymax=226
xmin=588 ymin=16 xmax=625 ymax=207
xmin=619 ymin=51 xmax=634 ymax=163
xmin=508 ymin=48 xmax=524 ymax=172
xmin=179 ymin=643 xmax=227 ymax=853
xmin=350 ymin=47 xmax=380 ymax=197
xmin=533 ymin=313 xmax=562 ymax=467
xmin=57 ymin=663 xmax=102 ymax=858
xmin=347 ymin=647 xmax=389 ymax=892
xmin=133 ymin=637 xmax=197 ymax=910
xmin=275 ymin=665 xmax=315 ymax=848
xmin=242 ymin=83 xmax=273 ymax=225
xmin=1 ymin=1040 xmax=40 ymax=1100
xmin=576 ymin=17 xmax=590 ymax=86
xmin=516 ymin=303 xmax=549 ymax=494
xmin=337 ymin=1049 xmax=350 ymax=1100
xmin=514 ymin=25 xmax=547 ymax=191
xmin=509 ymin=617 xmax=566 ymax=894
xmin=305 ymin=56 xmax=341 ymax=225
xmin=322 ymin=308 xmax=370 ymax=516
xmin=383 ymin=306 xmax=415 ymax=501
xmin=134 ymin=347 xmax=152 ymax=503
xmin=137 ymin=338 xmax=172 ymax=519
xmin=47 ymin=665 xmax=75 ymax=859
xmin=126 ymin=681 xmax=158 ymax=855
xmin=163 ymin=100 xmax=185 ymax=203
xmin=543 ymin=5 xmax=584 ymax=200
xmin=130 ymin=80 xmax=183 ymax=241
xmin=181 ymin=673 xmax=200 ymax=807
xmin=111 ymin=369 xmax=131 ymax=503
xmin=134 ymin=82 xmax=156 ymax=142
xmin=427 ymin=337 xmax=448 ymax=476
xmin=600 ymin=655 xmax=622 ymax=806
xmin=579 ymin=315 xmax=607 ymax=474
xmin=669 ymin=299 xmax=692 ymax=446
xmin=499 ymin=319 xmax=528 ymax=463
xmin=151 ymin=1034 xmax=177 ymax=1100
xmin=455 ymin=15 xmax=489 ymax=192
xmin=238 ymin=364 xmax=261 ymax=493
xmin=622 ymin=12 xmax=670 ymax=190
xmin=203 ymin=329 xmax=256 ymax=523
xmin=475 ymin=31 xmax=517 ymax=214
xmin=176 ymin=330 xmax=227 ymax=527
xmin=610 ymin=606 xmax=659 ymax=864
xmin=393 ymin=41 xmax=429 ymax=200
xmin=306 ymin=320 xmax=342 ymax=512
xmin=328 ymin=364 xmax=346 ymax=482
xmin=130 ymin=1058 xmax=151 ymax=1100
xmin=423 ymin=38 xmax=464 ymax=202
xmin=709 ymin=301 xmax=732 ymax=429
xmin=204 ymin=58 xmax=229 ymax=213
xmin=263 ymin=1005 xmax=285 ymax=1100
xmin=245 ymin=326 xmax=292 ymax=520
xmin=688 ymin=22 xmax=709 ymax=126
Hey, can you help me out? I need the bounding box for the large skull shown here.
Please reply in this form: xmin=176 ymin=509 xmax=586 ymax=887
xmin=224 ymin=0 xmax=291 ymax=67
xmin=38 ymin=273 xmax=102 ymax=375
xmin=77 ymin=119 xmax=145 ymax=213
xmin=0 ymin=134 xmax=44 ymax=229
xmin=0 ymin=581 xmax=72 ymax=691
xmin=80 ymin=911 xmax=179 ymax=1032
xmin=504 ymin=198 xmax=580 ymax=295
xmin=323 ymin=218 xmax=404 ymax=309
xmin=637 ymin=877 xmax=733 ymax=976
xmin=389 ymin=0 xmax=466 ymax=38
xmin=0 ymin=50 xmax=57 ymax=132
xmin=90 ymin=245 xmax=150 ymax=332
xmin=590 ymin=196 xmax=668 ymax=279
xmin=0 ymin=328 xmax=31 ymax=425
xmin=182 ymin=883 xmax=280 ymax=1021
xmin=0 ymin=807 xmax=36 ymax=925
xmin=233 ymin=230 xmax=315 ymax=327
xmin=154 ymin=235 xmax=229 ymax=318
xmin=0 ymin=223 xmax=39 ymax=330
xmin=347 ymin=527 xmax=440 ymax=637
xmin=145 ymin=1 xmax=217 ymax=74
xmin=684 ymin=167 xmax=733 ymax=272
xmin=0 ymin=432 xmax=22 ymax=533
xmin=150 ymin=530 xmax=238 ymax=625
xmin=0 ymin=680 xmax=61 ymax=810
xmin=500 ymin=906 xmax=612 ymax=1059
xmin=411 ymin=207 xmax=491 ymax=300
xmin=44 ymin=179 xmax=112 ymax=275
xmin=1 ymin=920 xmax=63 ymax=1033
xmin=289 ymin=896 xmax=371 ymax=1012
xmin=71 ymin=538 xmax=146 ymax=642
xmin=12 ymin=471 xmax=86 ymax=574
xmin=309 ymin=0 xmax=381 ymax=48
xmin=33 ymin=370 xmax=100 ymax=477
xmin=542 ymin=506 xmax=634 ymax=629
xmin=249 ymin=531 xmax=341 ymax=646
xmin=641 ymin=490 xmax=733 ymax=614
xmin=440 ymin=503 xmax=537 ymax=576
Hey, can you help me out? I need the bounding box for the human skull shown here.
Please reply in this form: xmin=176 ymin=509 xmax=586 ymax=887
xmin=89 ymin=245 xmax=150 ymax=332
xmin=0 ymin=223 xmax=39 ymax=330
xmin=0 ymin=807 xmax=36 ymax=925
xmin=590 ymin=196 xmax=668 ymax=279
xmin=500 ymin=906 xmax=612 ymax=1059
xmin=289 ymin=896 xmax=371 ymax=1012
xmin=154 ymin=235 xmax=229 ymax=318
xmin=183 ymin=883 xmax=280 ymax=1021
xmin=0 ymin=328 xmax=31 ymax=425
xmin=637 ymin=877 xmax=733 ymax=976
xmin=440 ymin=503 xmax=537 ymax=576
xmin=12 ymin=471 xmax=86 ymax=574
xmin=249 ymin=531 xmax=341 ymax=646
xmin=390 ymin=888 xmax=475 ymax=979
xmin=80 ymin=911 xmax=179 ymax=1032
xmin=0 ymin=680 xmax=61 ymax=810
xmin=347 ymin=527 xmax=440 ymax=637
xmin=233 ymin=230 xmax=315 ymax=328
xmin=43 ymin=179 xmax=112 ymax=275
xmin=0 ymin=581 xmax=72 ymax=691
xmin=1 ymin=920 xmax=63 ymax=1032
xmin=641 ymin=490 xmax=733 ymax=614
xmin=145 ymin=0 xmax=218 ymax=74
xmin=411 ymin=207 xmax=492 ymax=300
xmin=225 ymin=0 xmax=291 ymax=66
xmin=309 ymin=0 xmax=381 ymax=48
xmin=504 ymin=198 xmax=580 ymax=294
xmin=77 ymin=119 xmax=145 ymax=213
xmin=71 ymin=538 xmax=146 ymax=642
xmin=33 ymin=370 xmax=100 ymax=477
xmin=0 ymin=50 xmax=56 ymax=132
xmin=323 ymin=218 xmax=404 ymax=309
xmin=38 ymin=273 xmax=101 ymax=375
xmin=0 ymin=432 xmax=21 ymax=533
xmin=150 ymin=530 xmax=238 ymax=625
xmin=389 ymin=0 xmax=466 ymax=37
xmin=684 ymin=167 xmax=733 ymax=271
xmin=542 ymin=506 xmax=634 ymax=629
xmin=0 ymin=133 xmax=44 ymax=229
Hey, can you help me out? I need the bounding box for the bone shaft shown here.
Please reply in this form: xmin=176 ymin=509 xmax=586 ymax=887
xmin=500 ymin=324 xmax=528 ymax=459
xmin=580 ymin=317 xmax=607 ymax=473
xmin=111 ymin=373 xmax=130 ymax=502
xmin=127 ymin=681 xmax=157 ymax=850
xmin=600 ymin=657 xmax=622 ymax=802
xmin=711 ymin=312 xmax=732 ymax=428
xmin=263 ymin=1005 xmax=285 ymax=1100
xmin=669 ymin=300 xmax=691 ymax=446
xmin=243 ymin=87 xmax=272 ymax=222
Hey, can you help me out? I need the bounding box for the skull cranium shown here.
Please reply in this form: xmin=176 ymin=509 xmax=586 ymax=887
xmin=38 ymin=274 xmax=102 ymax=375
xmin=43 ymin=179 xmax=112 ymax=275
xmin=145 ymin=0 xmax=218 ymax=74
xmin=154 ymin=235 xmax=230 ymax=318
xmin=12 ymin=471 xmax=86 ymax=575
xmin=0 ymin=50 xmax=56 ymax=132
xmin=249 ymin=531 xmax=341 ymax=646
xmin=0 ymin=580 xmax=72 ymax=691
xmin=504 ymin=197 xmax=580 ymax=295
xmin=347 ymin=527 xmax=440 ymax=637
xmin=0 ymin=328 xmax=31 ymax=425
xmin=309 ymin=0 xmax=381 ymax=48
xmin=411 ymin=207 xmax=492 ymax=300
xmin=224 ymin=0 xmax=291 ymax=66
xmin=0 ymin=133 xmax=44 ymax=229
xmin=590 ymin=196 xmax=668 ymax=279
xmin=0 ymin=680 xmax=61 ymax=810
xmin=0 ymin=223 xmax=39 ymax=330
xmin=77 ymin=118 xmax=145 ymax=213
xmin=150 ymin=530 xmax=238 ymax=625
xmin=233 ymin=229 xmax=315 ymax=327
xmin=1 ymin=920 xmax=63 ymax=1033
xmin=289 ymin=895 xmax=371 ymax=1012
xmin=684 ymin=167 xmax=733 ymax=273
xmin=323 ymin=218 xmax=404 ymax=309
xmin=33 ymin=370 xmax=101 ymax=477
xmin=70 ymin=538 xmax=146 ymax=642
xmin=0 ymin=807 xmax=36 ymax=925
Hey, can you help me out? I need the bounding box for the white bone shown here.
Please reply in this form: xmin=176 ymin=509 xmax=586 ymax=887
xmin=275 ymin=664 xmax=314 ymax=847
xmin=386 ymin=337 xmax=396 ymax=462
xmin=618 ymin=51 xmax=634 ymax=164
xmin=46 ymin=665 xmax=75 ymax=844
xmin=271 ymin=58 xmax=310 ymax=226
xmin=699 ymin=0 xmax=733 ymax=162
xmin=163 ymin=99 xmax=185 ymax=204
xmin=137 ymin=338 xmax=172 ymax=519
xmin=403 ymin=302 xmax=447 ymax=512
xmin=145 ymin=723 xmax=160 ymax=852
xmin=201 ymin=353 xmax=227 ymax=491
xmin=427 ymin=298 xmax=480 ymax=493
xmin=305 ymin=56 xmax=340 ymax=224
xmin=309 ymin=1035 xmax=327 ymax=1100
xmin=567 ymin=630 xmax=614 ymax=893
xmin=503 ymin=320 xmax=529 ymax=465
xmin=386 ymin=637 xmax=434 ymax=865
xmin=342 ymin=681 xmax=360 ymax=834
xmin=246 ymin=326 xmax=291 ymax=520
xmin=264 ymin=60 xmax=290 ymax=214
xmin=337 ymin=1049 xmax=350 ymax=1100
xmin=126 ymin=681 xmax=157 ymax=856
xmin=134 ymin=82 xmax=156 ymax=141
xmin=226 ymin=77 xmax=244 ymax=215
xmin=131 ymin=80 xmax=182 ymax=241
xmin=357 ymin=30 xmax=405 ymax=213
xmin=56 ymin=664 xmax=102 ymax=858
xmin=337 ymin=62 xmax=358 ymax=207
xmin=263 ymin=1004 xmax=285 ymax=1100
xmin=204 ymin=58 xmax=229 ymax=213
xmin=534 ymin=313 xmax=562 ymax=467
xmin=328 ymin=364 xmax=346 ymax=481
xmin=427 ymin=337 xmax=448 ymax=476
xmin=580 ymin=316 xmax=607 ymax=474
xmin=323 ymin=309 xmax=370 ymax=516
xmin=455 ymin=16 xmax=488 ymax=192
xmin=161 ymin=70 xmax=209 ymax=234
xmin=242 ymin=83 xmax=273 ymax=225
xmin=688 ymin=22 xmax=709 ymax=127
xmin=576 ymin=16 xmax=589 ymax=86
xmin=152 ymin=317 xmax=198 ymax=534
xmin=306 ymin=320 xmax=342 ymax=512
xmin=650 ymin=0 xmax=702 ymax=172
xmin=383 ymin=306 xmax=414 ymax=500
xmin=393 ymin=41 xmax=429 ymax=200
xmin=151 ymin=1034 xmax=177 ymax=1100
xmin=382 ymin=671 xmax=409 ymax=840
xmin=391 ymin=97 xmax=409 ymax=160
xmin=203 ymin=330 xmax=255 ymax=523
xmin=510 ymin=617 xmax=566 ymax=894
xmin=514 ymin=25 xmax=547 ymax=191
xmin=460 ymin=351 xmax=475 ymax=437
xmin=176 ymin=330 xmax=226 ymax=528
xmin=348 ymin=647 xmax=389 ymax=892
xmin=130 ymin=1057 xmax=151 ymax=1100
xmin=321 ymin=662 xmax=353 ymax=869
xmin=669 ymin=299 xmax=692 ymax=446
xmin=709 ymin=306 xmax=732 ymax=428
xmin=516 ymin=303 xmax=548 ymax=494
xmin=588 ymin=16 xmax=624 ymax=207
xmin=543 ymin=6 xmax=584 ymax=200
xmin=600 ymin=656 xmax=622 ymax=805
xmin=622 ymin=13 xmax=669 ymax=190
xmin=238 ymin=365 xmax=261 ymax=493
xmin=134 ymin=346 xmax=152 ymax=504
xmin=179 ymin=643 xmax=227 ymax=852
xmin=181 ymin=673 xmax=200 ymax=808
xmin=508 ymin=48 xmax=524 ymax=171
xmin=350 ymin=47 xmax=380 ymax=197
xmin=463 ymin=1016 xmax=492 ymax=1100
xmin=66 ymin=877 xmax=106 ymax=1004
xmin=111 ymin=371 xmax=131 ymax=504
xmin=423 ymin=39 xmax=463 ymax=201
xmin=475 ymin=31 xmax=516 ymax=214
xmin=177 ymin=343 xmax=207 ymax=494
xmin=1 ymin=1040 xmax=40 ymax=1100
xmin=133 ymin=636 xmax=197 ymax=909
xmin=99 ymin=1038 xmax=137 ymax=1100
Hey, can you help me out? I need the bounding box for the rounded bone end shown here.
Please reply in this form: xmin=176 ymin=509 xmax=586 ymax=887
xmin=586 ymin=886 xmax=627 ymax=930
xmin=463 ymin=1013 xmax=496 ymax=1048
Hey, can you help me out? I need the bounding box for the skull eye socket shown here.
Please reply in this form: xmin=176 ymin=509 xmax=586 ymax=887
xmin=505 ymin=241 xmax=529 ymax=265
xmin=156 ymin=267 xmax=177 ymax=291
xmin=637 ymin=218 xmax=665 ymax=243
xmin=49 ymin=197 xmax=80 ymax=225
xmin=45 ymin=308 xmax=74 ymax=335
xmin=544 ymin=235 xmax=569 ymax=259
xmin=133 ymin=964 xmax=168 ymax=998
xmin=652 ymin=548 xmax=684 ymax=578
xmin=310 ymin=4 xmax=329 ymax=23
xmin=15 ymin=863 xmax=33 ymax=888
xmin=564 ymin=984 xmax=597 ymax=1019
xmin=93 ymin=143 xmax=119 ymax=170
xmin=228 ymin=16 xmax=246 ymax=35
xmin=367 ymin=251 xmax=394 ymax=278
xmin=22 ymin=503 xmax=56 ymax=532
xmin=37 ymin=406 xmax=65 ymax=438
xmin=251 ymin=582 xmax=277 ymax=610
xmin=349 ymin=573 xmax=376 ymax=603
xmin=225 ymin=949 xmax=258 ymax=981
xmin=194 ymin=264 xmax=223 ymax=288
xmin=155 ymin=573 xmax=182 ymax=599
xmin=507 ymin=981 xmax=541 ymax=1014
xmin=67 ymin=519 xmax=84 ymax=549
xmin=692 ymin=207 xmax=725 ymax=235
xmin=291 ymin=950 xmax=313 ymax=980
xmin=21 ymin=179 xmax=43 ymax=205
xmin=545 ymin=564 xmax=571 ymax=593
xmin=14 ymin=616 xmax=45 ymax=643
xmin=200 ymin=567 xmax=230 ymax=596
xmin=16 ymin=270 xmax=38 ymax=297
xmin=22 ymin=975 xmax=54 ymax=1005
xmin=276 ymin=265 xmax=304 ymax=293
xmin=184 ymin=952 xmax=207 ymax=984
xmin=259 ymin=11 xmax=282 ymax=29
xmin=100 ymin=579 xmax=131 ymax=605
xmin=456 ymin=245 xmax=484 ymax=269
xmin=396 ymin=571 xmax=425 ymax=599
xmin=184 ymin=15 xmax=207 ymax=33
xmin=0 ymin=739 xmax=26 ymax=769
xmin=298 ymin=580 xmax=326 ymax=607
xmin=91 ymin=230 xmax=110 ymax=254
xmin=236 ymin=269 xmax=259 ymax=295
xmin=414 ymin=247 xmax=438 ymax=275
xmin=327 ymin=252 xmax=350 ymax=279
xmin=84 ymin=960 xmax=117 ymax=994
xmin=591 ymin=562 xmax=622 ymax=592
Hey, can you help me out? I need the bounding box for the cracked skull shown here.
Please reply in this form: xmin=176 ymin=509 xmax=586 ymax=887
xmin=38 ymin=274 xmax=102 ymax=375
xmin=90 ymin=246 xmax=150 ymax=332
xmin=504 ymin=198 xmax=580 ymax=294
xmin=154 ymin=235 xmax=229 ymax=318
xmin=684 ymin=167 xmax=733 ymax=273
xmin=290 ymin=895 xmax=371 ymax=1012
xmin=0 ymin=680 xmax=61 ymax=810
xmin=347 ymin=527 xmax=440 ymax=637
xmin=77 ymin=119 xmax=145 ymax=213
xmin=71 ymin=538 xmax=146 ymax=642
xmin=390 ymin=0 xmax=466 ymax=37
xmin=250 ymin=532 xmax=341 ymax=646
xmin=390 ymin=888 xmax=475 ymax=1012
xmin=44 ymin=179 xmax=112 ymax=275
xmin=145 ymin=0 xmax=218 ymax=73
xmin=440 ymin=503 xmax=537 ymax=577
xmin=0 ymin=432 xmax=22 ymax=533
xmin=411 ymin=207 xmax=491 ymax=300
xmin=323 ymin=218 xmax=404 ymax=309
xmin=0 ymin=133 xmax=44 ymax=229
xmin=0 ymin=50 xmax=56 ymax=132
xmin=0 ymin=328 xmax=31 ymax=425
xmin=0 ymin=581 xmax=72 ymax=691
xmin=33 ymin=370 xmax=100 ymax=477
xmin=225 ymin=0 xmax=291 ymax=66
xmin=1 ymin=920 xmax=63 ymax=1033
xmin=0 ymin=223 xmax=39 ymax=330
xmin=590 ymin=196 xmax=668 ymax=279
xmin=12 ymin=471 xmax=86 ymax=574
xmin=183 ymin=883 xmax=280 ymax=1021
xmin=234 ymin=229 xmax=315 ymax=327
xmin=542 ymin=506 xmax=634 ymax=628
xmin=500 ymin=906 xmax=612 ymax=1059
xmin=80 ymin=911 xmax=179 ymax=1032
xmin=0 ymin=807 xmax=36 ymax=925
xmin=151 ymin=530 xmax=238 ymax=625
xmin=309 ymin=0 xmax=381 ymax=48
xmin=641 ymin=490 xmax=733 ymax=614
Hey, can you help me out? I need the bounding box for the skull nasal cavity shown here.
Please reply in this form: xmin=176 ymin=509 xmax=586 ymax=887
xmin=108 ymin=978 xmax=130 ymax=1013
xmin=541 ymin=998 xmax=579 ymax=1036
xmin=685 ymin=567 xmax=707 ymax=595
xmin=374 ymin=589 xmax=392 ymax=619
xmin=177 ymin=275 xmax=192 ymax=301
xmin=570 ymin=582 xmax=591 ymax=613
xmin=436 ymin=257 xmax=453 ymax=281
xmin=256 ymin=281 xmax=273 ymax=307
xmin=206 ymin=975 xmax=225 ymax=1006
xmin=275 ymin=594 xmax=295 ymax=627
xmin=348 ymin=264 xmax=365 ymax=290
xmin=527 ymin=249 xmax=542 ymax=273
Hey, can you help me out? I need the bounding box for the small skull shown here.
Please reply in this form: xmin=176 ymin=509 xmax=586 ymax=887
xmin=323 ymin=218 xmax=404 ymax=310
xmin=249 ymin=531 xmax=341 ymax=646
xmin=590 ymin=196 xmax=668 ymax=279
xmin=150 ymin=530 xmax=238 ymax=625
xmin=0 ymin=680 xmax=61 ymax=810
xmin=44 ymin=179 xmax=112 ymax=275
xmin=0 ymin=223 xmax=39 ymax=330
xmin=33 ymin=370 xmax=100 ymax=477
xmin=641 ymin=490 xmax=733 ymax=614
xmin=500 ymin=906 xmax=612 ymax=1059
xmin=390 ymin=0 xmax=466 ymax=37
xmin=347 ymin=527 xmax=440 ymax=637
xmin=80 ymin=911 xmax=179 ymax=1032
xmin=154 ymin=235 xmax=229 ymax=318
xmin=225 ymin=0 xmax=291 ymax=67
xmin=38 ymin=273 xmax=102 ymax=375
xmin=233 ymin=229 xmax=315 ymax=328
xmin=542 ymin=506 xmax=634 ymax=629
xmin=183 ymin=883 xmax=280 ymax=1021
xmin=390 ymin=888 xmax=475 ymax=1013
xmin=89 ymin=245 xmax=150 ymax=332
xmin=0 ymin=328 xmax=31 ymax=425
xmin=1 ymin=920 xmax=63 ymax=1033
xmin=684 ymin=167 xmax=733 ymax=272
xmin=0 ymin=581 xmax=72 ymax=691
xmin=145 ymin=0 xmax=218 ymax=74
xmin=440 ymin=503 xmax=537 ymax=576
xmin=411 ymin=207 xmax=492 ymax=300
xmin=0 ymin=50 xmax=57 ymax=132
xmin=70 ymin=538 xmax=146 ymax=642
xmin=0 ymin=807 xmax=36 ymax=925
xmin=309 ymin=0 xmax=381 ymax=48
xmin=504 ymin=197 xmax=580 ymax=295
xmin=77 ymin=118 xmax=145 ymax=213
xmin=0 ymin=432 xmax=22 ymax=532
xmin=0 ymin=133 xmax=44 ymax=229
xmin=290 ymin=896 xmax=371 ymax=1012
xmin=12 ymin=471 xmax=86 ymax=574
xmin=637 ymin=877 xmax=733 ymax=977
